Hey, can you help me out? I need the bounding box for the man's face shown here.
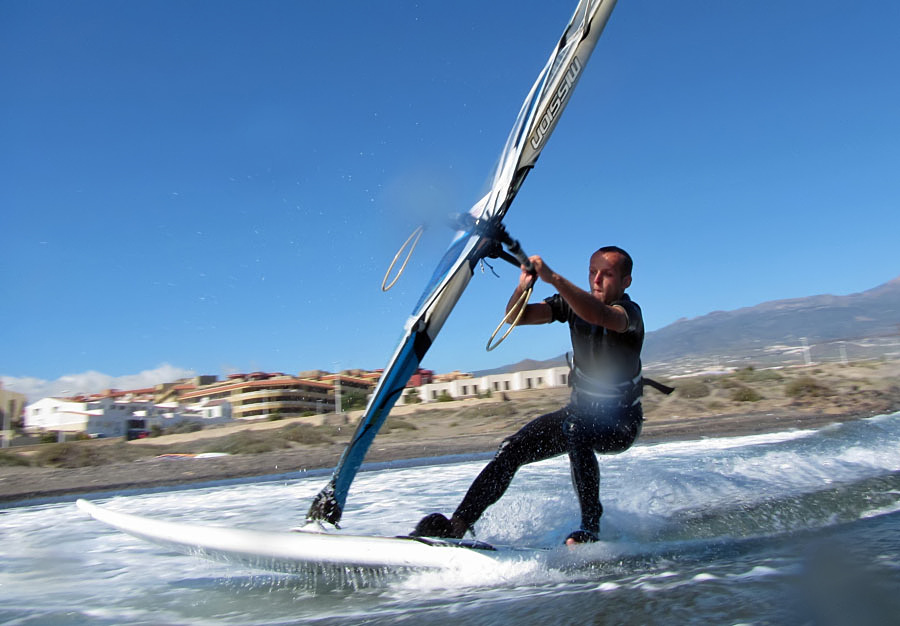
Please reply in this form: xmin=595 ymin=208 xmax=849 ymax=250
xmin=589 ymin=251 xmax=631 ymax=305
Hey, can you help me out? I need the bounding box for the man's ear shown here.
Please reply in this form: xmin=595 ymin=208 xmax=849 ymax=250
xmin=623 ymin=275 xmax=632 ymax=290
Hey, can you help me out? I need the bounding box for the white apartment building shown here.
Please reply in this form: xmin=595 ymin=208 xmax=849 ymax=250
xmin=399 ymin=366 xmax=570 ymax=405
xmin=25 ymin=396 xmax=233 ymax=439
xmin=137 ymin=399 xmax=233 ymax=432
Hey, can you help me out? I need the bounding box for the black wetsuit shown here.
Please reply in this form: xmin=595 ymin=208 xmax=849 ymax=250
xmin=454 ymin=293 xmax=644 ymax=535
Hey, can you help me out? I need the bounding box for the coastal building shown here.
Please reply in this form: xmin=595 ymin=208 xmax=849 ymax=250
xmin=432 ymin=370 xmax=471 ymax=383
xmin=178 ymin=372 xmax=337 ymax=420
xmin=21 ymin=369 xmax=381 ymax=438
xmin=152 ymin=376 xmax=218 ymax=404
xmin=309 ymin=372 xmax=374 ymax=396
xmin=27 ymin=396 xmax=145 ymax=439
xmin=24 ymin=389 xmax=234 ymax=439
xmin=19 ymin=363 xmax=564 ymax=438
xmin=397 ymin=366 xmax=570 ymax=405
xmin=0 ymin=384 xmax=27 ymax=448
xmin=406 ymin=369 xmax=434 ymax=387
xmin=359 ymin=369 xmax=384 ymax=386
xmin=138 ymin=400 xmax=232 ymax=432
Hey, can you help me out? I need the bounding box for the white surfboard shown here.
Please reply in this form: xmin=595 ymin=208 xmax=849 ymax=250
xmin=76 ymin=499 xmax=541 ymax=575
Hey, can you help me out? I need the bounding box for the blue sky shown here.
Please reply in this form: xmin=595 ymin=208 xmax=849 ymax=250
xmin=2 ymin=1 xmax=899 ymax=398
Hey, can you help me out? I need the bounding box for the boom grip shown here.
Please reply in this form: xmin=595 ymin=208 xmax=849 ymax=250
xmin=505 ymin=238 xmax=533 ymax=274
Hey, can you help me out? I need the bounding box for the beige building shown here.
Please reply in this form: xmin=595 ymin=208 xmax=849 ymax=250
xmin=0 ymin=384 xmax=27 ymax=448
xmin=179 ymin=372 xmax=337 ymax=420
xmin=432 ymin=370 xmax=473 ymax=383
xmin=152 ymin=376 xmax=218 ymax=404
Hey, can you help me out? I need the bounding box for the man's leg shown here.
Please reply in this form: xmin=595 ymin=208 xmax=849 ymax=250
xmin=563 ymin=405 xmax=643 ymax=542
xmin=453 ymin=407 xmax=570 ymax=528
xmin=565 ymin=419 xmax=602 ymax=536
xmin=412 ymin=408 xmax=570 ymax=538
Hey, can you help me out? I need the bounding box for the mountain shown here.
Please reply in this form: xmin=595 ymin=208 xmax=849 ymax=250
xmin=474 ymin=276 xmax=900 ymax=375
xmin=472 ymin=357 xmax=567 ymax=377
xmin=643 ymin=275 xmax=900 ymax=369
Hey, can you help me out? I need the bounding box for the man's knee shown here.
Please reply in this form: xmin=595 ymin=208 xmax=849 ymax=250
xmin=491 ymin=438 xmax=524 ymax=473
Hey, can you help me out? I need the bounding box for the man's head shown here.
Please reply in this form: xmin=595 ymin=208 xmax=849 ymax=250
xmin=589 ymin=246 xmax=633 ymax=304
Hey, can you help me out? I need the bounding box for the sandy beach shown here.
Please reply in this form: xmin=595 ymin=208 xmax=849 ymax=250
xmin=2 ymin=360 xmax=897 ymax=504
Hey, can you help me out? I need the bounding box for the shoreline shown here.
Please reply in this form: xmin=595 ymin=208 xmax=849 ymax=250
xmin=1 ymin=405 xmax=889 ymax=506
xmin=3 ymin=358 xmax=897 ymax=506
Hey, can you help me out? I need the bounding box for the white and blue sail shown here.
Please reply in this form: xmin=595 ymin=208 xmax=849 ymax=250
xmin=307 ymin=0 xmax=618 ymax=525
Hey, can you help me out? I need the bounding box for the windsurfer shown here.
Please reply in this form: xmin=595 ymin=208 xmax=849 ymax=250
xmin=412 ymin=246 xmax=644 ymax=545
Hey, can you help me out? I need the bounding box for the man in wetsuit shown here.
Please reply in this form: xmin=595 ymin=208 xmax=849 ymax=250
xmin=412 ymin=246 xmax=644 ymax=545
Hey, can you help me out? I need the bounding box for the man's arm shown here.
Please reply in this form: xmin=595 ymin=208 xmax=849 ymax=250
xmin=505 ymin=268 xmax=552 ymax=325
xmin=530 ymin=256 xmax=629 ymax=332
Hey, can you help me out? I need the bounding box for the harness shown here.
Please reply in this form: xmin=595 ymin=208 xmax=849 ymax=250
xmin=567 ymin=353 xmax=674 ymax=412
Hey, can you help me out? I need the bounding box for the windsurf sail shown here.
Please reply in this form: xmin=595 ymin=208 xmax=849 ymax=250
xmin=307 ymin=0 xmax=618 ymax=525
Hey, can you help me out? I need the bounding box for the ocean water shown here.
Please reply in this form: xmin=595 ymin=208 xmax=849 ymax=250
xmin=2 ymin=412 xmax=900 ymax=625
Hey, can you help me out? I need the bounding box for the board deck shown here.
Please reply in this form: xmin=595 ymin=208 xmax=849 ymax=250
xmin=76 ymin=499 xmax=541 ymax=575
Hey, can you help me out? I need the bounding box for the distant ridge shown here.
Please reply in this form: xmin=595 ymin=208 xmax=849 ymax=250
xmin=473 ymin=275 xmax=900 ymax=375
xmin=643 ymin=274 xmax=900 ymax=368
xmin=472 ymin=356 xmax=566 ymax=378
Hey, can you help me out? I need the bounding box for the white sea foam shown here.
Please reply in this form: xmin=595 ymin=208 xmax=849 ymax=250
xmin=2 ymin=412 xmax=898 ymax=625
xmin=860 ymin=498 xmax=900 ymax=519
xmin=629 ymin=428 xmax=818 ymax=458
xmin=732 ymin=565 xmax=781 ymax=580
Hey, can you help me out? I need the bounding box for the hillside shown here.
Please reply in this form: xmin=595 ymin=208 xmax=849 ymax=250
xmin=643 ymin=276 xmax=900 ymax=370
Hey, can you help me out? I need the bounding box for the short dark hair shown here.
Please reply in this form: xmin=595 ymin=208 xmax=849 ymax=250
xmin=597 ymin=246 xmax=633 ymax=278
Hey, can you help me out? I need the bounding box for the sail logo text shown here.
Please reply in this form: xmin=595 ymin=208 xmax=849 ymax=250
xmin=530 ymin=56 xmax=582 ymax=151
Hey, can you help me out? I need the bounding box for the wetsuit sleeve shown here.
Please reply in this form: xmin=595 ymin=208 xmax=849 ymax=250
xmin=543 ymin=293 xmax=570 ymax=323
xmin=615 ymin=299 xmax=643 ymax=334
